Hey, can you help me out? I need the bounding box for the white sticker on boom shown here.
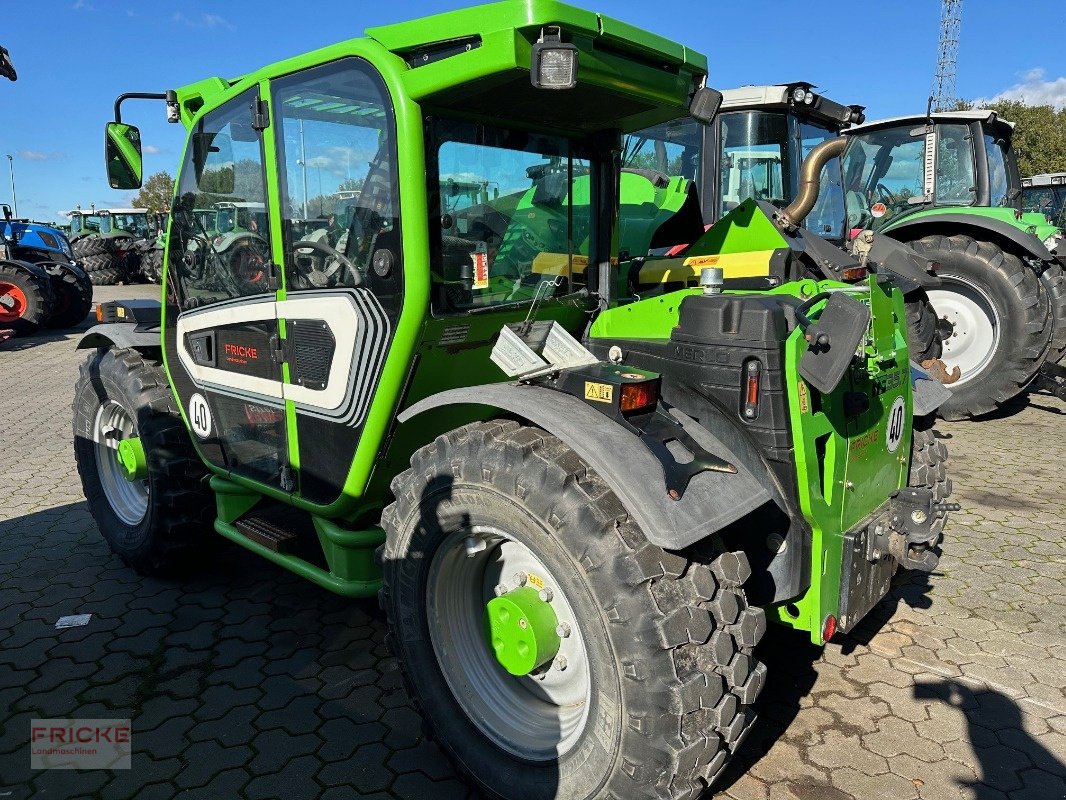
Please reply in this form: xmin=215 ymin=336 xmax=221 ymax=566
xmin=886 ymin=395 xmax=906 ymax=453
xmin=189 ymin=393 xmax=212 ymax=439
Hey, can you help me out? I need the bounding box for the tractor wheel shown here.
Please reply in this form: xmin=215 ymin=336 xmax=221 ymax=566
xmin=904 ymin=290 xmax=942 ymax=362
xmin=142 ymin=248 xmax=164 ymax=284
xmin=912 ymin=234 xmax=1052 ymax=420
xmin=1037 ymin=262 xmax=1066 ymax=364
xmin=380 ymin=420 xmax=767 ymax=800
xmin=72 ymin=235 xmax=110 ymax=258
xmin=908 ymin=416 xmax=953 ymax=545
xmin=81 ymin=252 xmax=126 ymax=286
xmin=0 ymin=263 xmax=53 ymax=334
xmin=73 ymin=347 xmax=213 ymax=574
xmin=43 ymin=261 xmax=93 ymax=329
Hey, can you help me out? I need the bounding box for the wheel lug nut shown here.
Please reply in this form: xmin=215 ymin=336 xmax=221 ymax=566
xmin=538 ymin=588 xmax=553 ymax=602
xmin=513 ymin=571 xmax=528 ymax=586
xmin=553 ymin=655 xmax=567 ymax=671
xmin=555 ymin=623 xmax=571 ymax=638
xmin=493 ymin=584 xmax=508 ymax=597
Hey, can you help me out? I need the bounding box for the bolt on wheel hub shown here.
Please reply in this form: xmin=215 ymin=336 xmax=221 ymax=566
xmin=485 ymin=586 xmax=561 ymax=676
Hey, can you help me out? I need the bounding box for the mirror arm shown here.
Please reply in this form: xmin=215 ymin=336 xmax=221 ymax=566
xmin=114 ymin=90 xmax=178 ymax=123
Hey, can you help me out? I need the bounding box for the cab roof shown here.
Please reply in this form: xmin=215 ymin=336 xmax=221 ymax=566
xmin=175 ymin=0 xmax=708 ymax=136
xmin=848 ymin=110 xmax=1015 ymax=137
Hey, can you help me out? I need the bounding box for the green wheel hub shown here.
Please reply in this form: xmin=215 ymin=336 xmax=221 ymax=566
xmin=485 ymin=586 xmax=561 ymax=676
xmin=116 ymin=437 xmax=147 ymax=482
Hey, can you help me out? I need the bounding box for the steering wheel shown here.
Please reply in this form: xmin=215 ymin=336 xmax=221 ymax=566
xmin=875 ymin=183 xmax=895 ymax=204
xmin=293 ymin=239 xmax=362 ymax=287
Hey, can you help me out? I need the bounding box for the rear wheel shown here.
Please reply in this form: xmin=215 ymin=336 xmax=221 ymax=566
xmin=73 ymin=347 xmax=213 ymax=573
xmin=913 ymin=234 xmax=1052 ymax=419
xmin=904 ymin=290 xmax=942 ymax=362
xmin=142 ymin=248 xmax=164 ymax=284
xmin=72 ymin=235 xmax=109 ymax=258
xmin=1038 ymin=262 xmax=1066 ymax=364
xmin=0 ymin=263 xmax=53 ymax=334
xmin=43 ymin=262 xmax=93 ymax=329
xmin=381 ymin=420 xmax=767 ymax=800
xmin=80 ymin=252 xmax=126 ymax=286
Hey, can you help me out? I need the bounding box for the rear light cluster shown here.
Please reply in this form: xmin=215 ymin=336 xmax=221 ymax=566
xmin=841 ymin=266 xmax=868 ymax=282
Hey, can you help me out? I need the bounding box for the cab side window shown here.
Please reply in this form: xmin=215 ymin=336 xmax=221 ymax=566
xmin=273 ymin=58 xmax=402 ymax=307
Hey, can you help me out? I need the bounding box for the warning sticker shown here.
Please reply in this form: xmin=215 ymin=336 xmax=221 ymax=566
xmin=682 ymin=254 xmax=720 ymax=268
xmin=584 ymin=382 xmax=613 ymax=403
xmin=797 ymin=381 xmax=810 ymax=414
xmin=471 ymin=247 xmax=489 ymax=290
xmin=870 ymin=202 xmax=888 ymax=218
xmin=527 ymin=573 xmax=545 ymax=590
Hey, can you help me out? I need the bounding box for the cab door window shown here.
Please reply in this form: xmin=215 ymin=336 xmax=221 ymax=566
xmin=168 ymin=88 xmax=273 ymax=310
xmin=272 ymin=58 xmax=402 ymax=303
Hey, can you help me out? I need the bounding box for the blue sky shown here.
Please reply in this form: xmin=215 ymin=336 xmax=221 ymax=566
xmin=3 ymin=0 xmax=1064 ymax=221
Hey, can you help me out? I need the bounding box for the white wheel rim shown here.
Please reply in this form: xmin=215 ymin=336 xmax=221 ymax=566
xmin=928 ymin=277 xmax=1001 ymax=387
xmin=426 ymin=525 xmax=592 ymax=761
xmin=93 ymin=401 xmax=149 ymax=525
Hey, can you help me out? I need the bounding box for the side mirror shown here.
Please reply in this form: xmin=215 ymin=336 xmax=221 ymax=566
xmin=690 ymin=87 xmax=724 ymax=125
xmin=104 ymin=122 xmax=143 ymax=190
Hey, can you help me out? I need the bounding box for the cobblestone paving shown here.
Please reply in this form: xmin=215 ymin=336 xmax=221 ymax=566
xmin=0 ymin=285 xmax=1063 ymax=799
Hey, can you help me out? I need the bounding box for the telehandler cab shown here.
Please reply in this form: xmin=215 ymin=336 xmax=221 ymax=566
xmin=75 ymin=4 xmax=954 ymax=797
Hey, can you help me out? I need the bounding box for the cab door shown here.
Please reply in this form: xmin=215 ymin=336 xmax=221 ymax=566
xmin=269 ymin=58 xmax=404 ymax=506
xmin=164 ymin=86 xmax=292 ymax=491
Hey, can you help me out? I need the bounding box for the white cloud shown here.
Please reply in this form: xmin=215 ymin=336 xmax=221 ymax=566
xmin=172 ymin=11 xmax=232 ymax=30
xmin=71 ymin=0 xmax=96 ymax=9
xmin=143 ymin=145 xmax=163 ymax=155
xmin=19 ymin=150 xmax=62 ymax=161
xmin=977 ymin=68 xmax=1066 ymax=110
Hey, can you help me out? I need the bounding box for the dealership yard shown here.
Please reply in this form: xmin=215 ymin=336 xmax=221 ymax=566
xmin=0 ymin=285 xmax=1063 ymax=800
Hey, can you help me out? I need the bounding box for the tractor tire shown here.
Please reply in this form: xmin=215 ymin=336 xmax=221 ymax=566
xmin=380 ymin=420 xmax=767 ymax=800
xmin=43 ymin=261 xmax=93 ymax=329
xmin=80 ymin=252 xmax=127 ymax=286
xmin=73 ymin=347 xmax=214 ymax=574
xmin=72 ymin=235 xmax=110 ymax=258
xmin=909 ymin=416 xmax=953 ymax=543
xmin=1037 ymin=262 xmax=1066 ymax=364
xmin=0 ymin=263 xmax=53 ymax=334
xmin=912 ymin=234 xmax=1052 ymax=420
xmin=904 ymin=291 xmax=942 ymax=363
xmin=142 ymin=248 xmax=164 ymax=285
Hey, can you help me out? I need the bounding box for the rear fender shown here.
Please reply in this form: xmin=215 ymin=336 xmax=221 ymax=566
xmin=885 ymin=214 xmax=1055 ymax=262
xmin=398 ymin=383 xmax=780 ymax=551
xmin=77 ymin=322 xmax=161 ymax=355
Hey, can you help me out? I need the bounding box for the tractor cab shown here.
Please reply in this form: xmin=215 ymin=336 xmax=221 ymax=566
xmin=842 ymin=111 xmax=1059 ymax=245
xmin=1022 ymin=173 xmax=1066 ymax=232
xmin=68 ymin=208 xmax=151 ymax=240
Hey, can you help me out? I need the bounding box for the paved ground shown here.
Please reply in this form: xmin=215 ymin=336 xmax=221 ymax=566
xmin=0 ymin=285 xmax=1064 ymax=800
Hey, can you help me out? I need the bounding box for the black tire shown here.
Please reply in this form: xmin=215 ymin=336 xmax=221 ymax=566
xmin=912 ymin=234 xmax=1052 ymax=420
xmin=380 ymin=420 xmax=767 ymax=800
xmin=81 ymin=251 xmax=127 ymax=285
xmin=909 ymin=416 xmax=953 ymax=546
xmin=142 ymin=248 xmax=164 ymax=284
xmin=72 ymin=235 xmax=110 ymax=258
xmin=42 ymin=261 xmax=93 ymax=329
xmin=0 ymin=263 xmax=53 ymax=334
xmin=1038 ymin=262 xmax=1066 ymax=364
xmin=73 ymin=348 xmax=214 ymax=574
xmin=904 ymin=290 xmax=942 ymax=362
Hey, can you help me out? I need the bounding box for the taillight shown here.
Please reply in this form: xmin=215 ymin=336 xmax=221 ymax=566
xmin=841 ymin=266 xmax=868 ymax=281
xmin=619 ymin=380 xmax=658 ymax=414
xmin=822 ymin=614 xmax=837 ymax=641
xmin=95 ymin=303 xmax=104 ymax=322
xmin=742 ymin=360 xmax=761 ymax=420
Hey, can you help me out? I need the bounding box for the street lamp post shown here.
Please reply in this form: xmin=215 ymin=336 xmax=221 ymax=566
xmin=5 ymin=155 xmax=17 ymax=217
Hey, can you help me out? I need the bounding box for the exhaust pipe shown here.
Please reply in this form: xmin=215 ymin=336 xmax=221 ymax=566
xmin=777 ymin=137 xmax=847 ymax=231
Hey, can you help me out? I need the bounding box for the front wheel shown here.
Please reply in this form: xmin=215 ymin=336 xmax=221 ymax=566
xmin=380 ymin=421 xmax=767 ymax=800
xmin=913 ymin=234 xmax=1052 ymax=419
xmin=73 ymin=347 xmax=213 ymax=573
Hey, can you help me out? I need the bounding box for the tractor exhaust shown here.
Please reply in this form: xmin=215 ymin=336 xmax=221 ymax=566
xmin=776 ymin=137 xmax=848 ymax=230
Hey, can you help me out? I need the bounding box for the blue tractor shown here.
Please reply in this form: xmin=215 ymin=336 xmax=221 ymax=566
xmin=0 ymin=206 xmax=93 ymax=333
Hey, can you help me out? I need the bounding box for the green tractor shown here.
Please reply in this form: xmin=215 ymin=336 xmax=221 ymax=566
xmin=67 ymin=206 xmax=153 ymax=285
xmin=1022 ymin=172 xmax=1066 ymax=233
xmin=842 ymin=111 xmax=1066 ymax=415
xmin=76 ymin=4 xmax=955 ymax=798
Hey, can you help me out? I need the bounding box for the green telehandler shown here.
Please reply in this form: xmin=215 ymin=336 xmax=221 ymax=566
xmin=75 ymin=4 xmax=955 ymax=797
